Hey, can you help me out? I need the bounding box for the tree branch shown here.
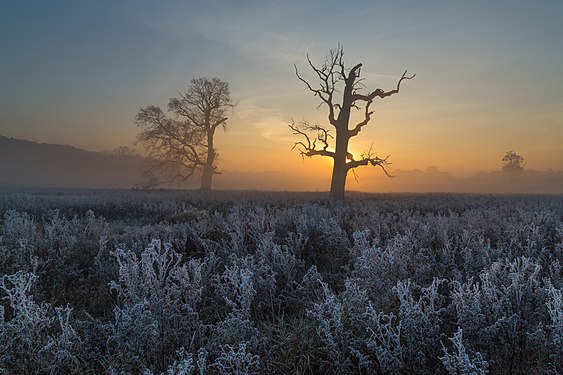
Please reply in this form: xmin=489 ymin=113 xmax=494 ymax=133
xmin=346 ymin=63 xmax=363 ymax=84
xmin=211 ymin=117 xmax=228 ymax=130
xmin=288 ymin=120 xmax=335 ymax=159
xmin=352 ymin=70 xmax=415 ymax=102
xmin=346 ymin=145 xmax=393 ymax=177
xmin=349 ymin=99 xmax=374 ymax=138
xmin=294 ymin=54 xmax=340 ymax=127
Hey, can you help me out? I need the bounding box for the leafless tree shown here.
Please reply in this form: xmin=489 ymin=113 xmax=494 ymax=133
xmin=290 ymin=45 xmax=414 ymax=200
xmin=135 ymin=77 xmax=234 ymax=190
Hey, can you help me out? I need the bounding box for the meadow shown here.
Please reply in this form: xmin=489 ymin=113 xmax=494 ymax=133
xmin=0 ymin=189 xmax=561 ymax=374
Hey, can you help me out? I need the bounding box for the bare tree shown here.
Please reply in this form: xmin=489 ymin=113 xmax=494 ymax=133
xmin=290 ymin=45 xmax=414 ymax=200
xmin=135 ymin=77 xmax=234 ymax=190
xmin=502 ymin=150 xmax=525 ymax=173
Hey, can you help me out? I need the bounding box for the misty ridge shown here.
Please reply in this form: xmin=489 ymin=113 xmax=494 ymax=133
xmin=1 ymin=134 xmax=561 ymax=194
xmin=0 ymin=135 xmax=148 ymax=188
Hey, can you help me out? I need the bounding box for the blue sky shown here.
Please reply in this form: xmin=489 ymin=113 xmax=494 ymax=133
xmin=1 ymin=0 xmax=562 ymax=177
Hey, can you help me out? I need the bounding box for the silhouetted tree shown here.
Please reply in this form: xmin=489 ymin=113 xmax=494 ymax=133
xmin=135 ymin=77 xmax=234 ymax=190
xmin=502 ymin=150 xmax=525 ymax=173
xmin=290 ymin=46 xmax=414 ymax=200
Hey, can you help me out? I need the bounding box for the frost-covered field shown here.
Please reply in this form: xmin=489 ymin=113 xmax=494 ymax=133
xmin=0 ymin=189 xmax=561 ymax=374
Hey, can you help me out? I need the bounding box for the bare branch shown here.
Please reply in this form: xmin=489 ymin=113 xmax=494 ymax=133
xmin=168 ymin=97 xmax=204 ymax=127
xmin=352 ymin=70 xmax=415 ymax=102
xmin=347 ymin=70 xmax=415 ymax=137
xmin=294 ymin=63 xmax=324 ymax=97
xmin=349 ymin=99 xmax=374 ymax=137
xmin=346 ymin=63 xmax=363 ymax=85
xmin=350 ymin=167 xmax=360 ymax=183
xmin=211 ymin=117 xmax=229 ymax=130
xmin=294 ymin=51 xmax=342 ymax=127
xmin=288 ymin=120 xmax=335 ymax=159
xmin=346 ymin=144 xmax=393 ymax=177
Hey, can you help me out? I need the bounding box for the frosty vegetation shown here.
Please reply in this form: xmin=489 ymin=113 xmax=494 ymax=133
xmin=0 ymin=189 xmax=561 ymax=374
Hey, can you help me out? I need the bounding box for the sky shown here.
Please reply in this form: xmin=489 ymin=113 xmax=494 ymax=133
xmin=1 ymin=0 xmax=562 ymax=190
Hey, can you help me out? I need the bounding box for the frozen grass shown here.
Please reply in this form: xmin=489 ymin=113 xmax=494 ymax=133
xmin=0 ymin=189 xmax=561 ymax=374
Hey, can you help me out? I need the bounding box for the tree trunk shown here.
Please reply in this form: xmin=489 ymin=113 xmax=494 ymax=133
xmin=329 ymin=79 xmax=354 ymax=201
xmin=329 ymin=161 xmax=347 ymax=201
xmin=329 ymin=128 xmax=350 ymax=201
xmin=200 ymin=130 xmax=215 ymax=191
xmin=200 ymin=164 xmax=213 ymax=191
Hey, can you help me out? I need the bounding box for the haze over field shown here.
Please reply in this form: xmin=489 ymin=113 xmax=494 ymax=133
xmin=1 ymin=1 xmax=562 ymax=192
xmin=0 ymin=135 xmax=560 ymax=193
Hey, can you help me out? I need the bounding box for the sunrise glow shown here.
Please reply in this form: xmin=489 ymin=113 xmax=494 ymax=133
xmin=1 ymin=1 xmax=561 ymax=192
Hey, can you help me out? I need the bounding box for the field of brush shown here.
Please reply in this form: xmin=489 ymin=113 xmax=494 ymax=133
xmin=0 ymin=189 xmax=561 ymax=374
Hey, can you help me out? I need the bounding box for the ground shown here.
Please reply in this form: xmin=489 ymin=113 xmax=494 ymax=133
xmin=0 ymin=189 xmax=561 ymax=374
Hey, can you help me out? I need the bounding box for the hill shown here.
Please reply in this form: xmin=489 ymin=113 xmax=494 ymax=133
xmin=0 ymin=135 xmax=148 ymax=188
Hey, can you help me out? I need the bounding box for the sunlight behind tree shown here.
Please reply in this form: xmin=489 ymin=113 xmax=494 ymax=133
xmin=289 ymin=45 xmax=414 ymax=200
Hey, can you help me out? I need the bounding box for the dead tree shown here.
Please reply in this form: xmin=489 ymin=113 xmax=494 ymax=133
xmin=290 ymin=45 xmax=414 ymax=200
xmin=135 ymin=77 xmax=234 ymax=190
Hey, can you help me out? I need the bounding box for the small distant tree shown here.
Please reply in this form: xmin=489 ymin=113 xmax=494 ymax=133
xmin=135 ymin=77 xmax=234 ymax=190
xmin=290 ymin=45 xmax=414 ymax=200
xmin=502 ymin=150 xmax=525 ymax=173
